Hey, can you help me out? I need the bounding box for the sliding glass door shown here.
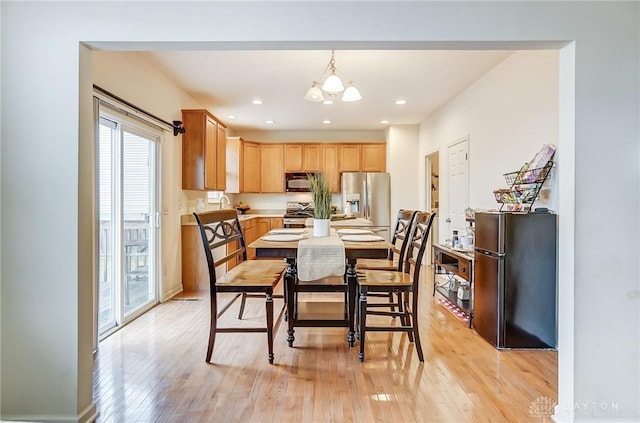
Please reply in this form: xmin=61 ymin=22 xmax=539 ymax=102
xmin=98 ymin=114 xmax=160 ymax=336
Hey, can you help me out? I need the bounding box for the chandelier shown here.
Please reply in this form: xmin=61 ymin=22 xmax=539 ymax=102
xmin=304 ymin=50 xmax=362 ymax=103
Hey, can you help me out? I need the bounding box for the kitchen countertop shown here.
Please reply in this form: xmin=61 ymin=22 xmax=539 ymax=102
xmin=181 ymin=210 xmax=284 ymax=225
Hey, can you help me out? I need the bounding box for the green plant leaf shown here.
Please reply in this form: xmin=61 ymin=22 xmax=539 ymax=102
xmin=307 ymin=173 xmax=332 ymax=219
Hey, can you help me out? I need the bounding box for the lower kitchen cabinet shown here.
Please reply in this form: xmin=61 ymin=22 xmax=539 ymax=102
xmin=181 ymin=221 xmax=209 ymax=292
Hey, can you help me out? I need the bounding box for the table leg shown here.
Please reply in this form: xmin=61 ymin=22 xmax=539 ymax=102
xmin=285 ymin=258 xmax=296 ymax=347
xmin=346 ymin=258 xmax=357 ymax=347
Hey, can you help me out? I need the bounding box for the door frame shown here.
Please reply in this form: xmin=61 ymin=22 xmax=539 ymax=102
xmin=424 ymin=148 xmax=440 ymax=264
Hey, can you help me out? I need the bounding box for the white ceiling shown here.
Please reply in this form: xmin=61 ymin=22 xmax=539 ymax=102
xmin=136 ymin=49 xmax=513 ymax=133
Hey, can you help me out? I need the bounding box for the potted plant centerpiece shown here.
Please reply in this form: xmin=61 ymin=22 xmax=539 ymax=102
xmin=308 ymin=173 xmax=332 ymax=237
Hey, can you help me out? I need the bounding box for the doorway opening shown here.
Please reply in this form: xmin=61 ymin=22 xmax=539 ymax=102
xmin=425 ymin=151 xmax=440 ymax=264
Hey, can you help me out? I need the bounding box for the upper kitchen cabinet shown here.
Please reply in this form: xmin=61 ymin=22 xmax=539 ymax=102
xmin=226 ymin=137 xmax=260 ymax=193
xmin=339 ymin=144 xmax=361 ymax=172
xmin=181 ymin=109 xmax=226 ymax=191
xmin=361 ymin=143 xmax=386 ymax=172
xmin=338 ymin=143 xmax=386 ymax=173
xmin=322 ymin=145 xmax=340 ymax=193
xmin=284 ymin=144 xmax=322 ymax=172
xmin=260 ymin=144 xmax=284 ymax=193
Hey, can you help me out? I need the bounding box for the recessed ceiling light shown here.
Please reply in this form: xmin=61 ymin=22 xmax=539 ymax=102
xmin=227 ymin=115 xmax=237 ymax=119
xmin=265 ymin=120 xmax=275 ymax=124
xmin=252 ymin=99 xmax=263 ymax=105
xmin=395 ymin=99 xmax=407 ymax=105
xmin=380 ymin=120 xmax=389 ymax=124
xmin=322 ymin=120 xmax=331 ymax=124
xmin=323 ymin=99 xmax=334 ymax=105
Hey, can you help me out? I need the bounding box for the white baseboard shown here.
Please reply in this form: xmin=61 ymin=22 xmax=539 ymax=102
xmin=1 ymin=402 xmax=96 ymax=423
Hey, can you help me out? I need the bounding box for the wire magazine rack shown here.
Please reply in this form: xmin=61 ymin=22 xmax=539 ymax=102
xmin=494 ymin=160 xmax=554 ymax=212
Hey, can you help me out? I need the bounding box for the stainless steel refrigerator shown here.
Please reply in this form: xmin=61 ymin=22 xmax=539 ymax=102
xmin=474 ymin=211 xmax=557 ymax=349
xmin=341 ymin=172 xmax=391 ymax=240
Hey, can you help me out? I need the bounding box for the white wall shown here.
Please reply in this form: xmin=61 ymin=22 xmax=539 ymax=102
xmin=419 ymin=50 xmax=559 ymax=243
xmin=1 ymin=2 xmax=638 ymax=422
xmin=387 ymin=125 xmax=421 ymax=216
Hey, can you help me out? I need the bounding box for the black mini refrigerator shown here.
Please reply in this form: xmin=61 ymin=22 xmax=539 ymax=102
xmin=473 ymin=211 xmax=557 ymax=349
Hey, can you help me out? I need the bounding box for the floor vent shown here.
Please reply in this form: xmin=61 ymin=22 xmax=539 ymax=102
xmin=171 ymin=298 xmax=201 ymax=302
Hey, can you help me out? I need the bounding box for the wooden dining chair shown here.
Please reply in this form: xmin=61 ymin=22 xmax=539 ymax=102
xmin=356 ymin=209 xmax=417 ymax=272
xmin=356 ymin=209 xmax=417 ymax=312
xmin=193 ymin=210 xmax=287 ymax=364
xmin=357 ymin=211 xmax=436 ymax=362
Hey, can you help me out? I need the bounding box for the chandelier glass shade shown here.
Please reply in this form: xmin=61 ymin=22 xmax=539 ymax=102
xmin=304 ymin=50 xmax=361 ymax=102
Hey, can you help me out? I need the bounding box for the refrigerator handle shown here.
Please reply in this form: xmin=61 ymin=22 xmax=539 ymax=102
xmin=362 ymin=178 xmax=369 ymax=219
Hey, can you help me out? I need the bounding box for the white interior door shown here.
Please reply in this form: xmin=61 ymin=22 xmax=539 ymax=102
xmin=447 ymin=137 xmax=469 ymax=240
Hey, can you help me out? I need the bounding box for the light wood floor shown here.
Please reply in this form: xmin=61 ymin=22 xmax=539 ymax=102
xmin=93 ymin=267 xmax=557 ymax=422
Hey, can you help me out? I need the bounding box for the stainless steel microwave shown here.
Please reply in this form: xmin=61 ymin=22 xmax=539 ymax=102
xmin=285 ymin=172 xmax=318 ymax=192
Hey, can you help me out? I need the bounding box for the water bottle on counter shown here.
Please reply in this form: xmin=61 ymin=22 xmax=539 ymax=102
xmin=452 ymin=230 xmax=460 ymax=248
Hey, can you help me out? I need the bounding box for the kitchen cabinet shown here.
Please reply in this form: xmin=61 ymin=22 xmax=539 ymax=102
xmin=270 ymin=217 xmax=284 ymax=229
xmin=322 ymin=145 xmax=340 ymax=193
xmin=181 ymin=109 xmax=226 ymax=191
xmin=284 ymin=144 xmax=322 ymax=172
xmin=181 ymin=221 xmax=208 ymax=291
xmin=227 ymin=137 xmax=260 ymax=193
xmin=242 ymin=218 xmax=259 ymax=260
xmin=243 ymin=142 xmax=261 ymax=193
xmin=338 ymin=143 xmax=386 ymax=173
xmin=339 ymin=144 xmax=361 ymax=172
xmin=260 ymin=144 xmax=284 ymax=193
xmin=362 ymin=144 xmax=386 ymax=172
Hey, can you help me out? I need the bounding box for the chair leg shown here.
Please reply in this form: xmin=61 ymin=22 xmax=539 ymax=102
xmin=358 ymin=288 xmax=368 ymax=362
xmin=388 ymin=292 xmax=395 ymax=313
xmin=265 ymin=290 xmax=275 ymax=364
xmin=206 ymin=292 xmax=218 ymax=362
xmin=403 ymin=292 xmax=414 ymax=343
xmin=238 ymin=292 xmax=247 ymax=319
xmin=412 ymin=290 xmax=424 ymax=362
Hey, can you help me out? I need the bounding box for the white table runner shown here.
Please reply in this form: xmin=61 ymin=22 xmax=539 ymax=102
xmin=296 ymin=233 xmax=346 ymax=281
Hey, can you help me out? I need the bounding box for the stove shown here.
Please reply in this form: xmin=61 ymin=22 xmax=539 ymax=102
xmin=283 ymin=201 xmax=314 ymax=227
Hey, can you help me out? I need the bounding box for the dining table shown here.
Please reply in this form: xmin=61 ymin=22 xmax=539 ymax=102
xmin=249 ymin=228 xmax=392 ymax=348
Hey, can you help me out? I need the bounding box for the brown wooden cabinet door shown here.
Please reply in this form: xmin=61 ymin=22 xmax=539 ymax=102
xmin=182 ymin=109 xmax=227 ymax=191
xmin=244 ymin=225 xmax=258 ymax=260
xmin=215 ymin=124 xmax=227 ymax=190
xmin=270 ymin=217 xmax=284 ymax=229
xmin=260 ymin=144 xmax=284 ymax=193
xmin=257 ymin=218 xmax=270 ymax=237
xmin=339 ymin=144 xmax=361 ymax=172
xmin=181 ymin=110 xmax=207 ymax=190
xmin=285 ymin=144 xmax=322 ymax=172
xmin=204 ymin=117 xmax=217 ymax=189
xmin=242 ymin=142 xmax=261 ymax=192
xmin=362 ymin=144 xmax=386 ymax=172
xmin=323 ymin=145 xmax=340 ymax=193
xmin=302 ymin=144 xmax=322 ymax=171
xmin=284 ymin=144 xmax=303 ymax=171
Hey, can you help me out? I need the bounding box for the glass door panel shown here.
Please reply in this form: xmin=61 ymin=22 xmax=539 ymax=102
xmin=122 ymin=130 xmax=155 ymax=315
